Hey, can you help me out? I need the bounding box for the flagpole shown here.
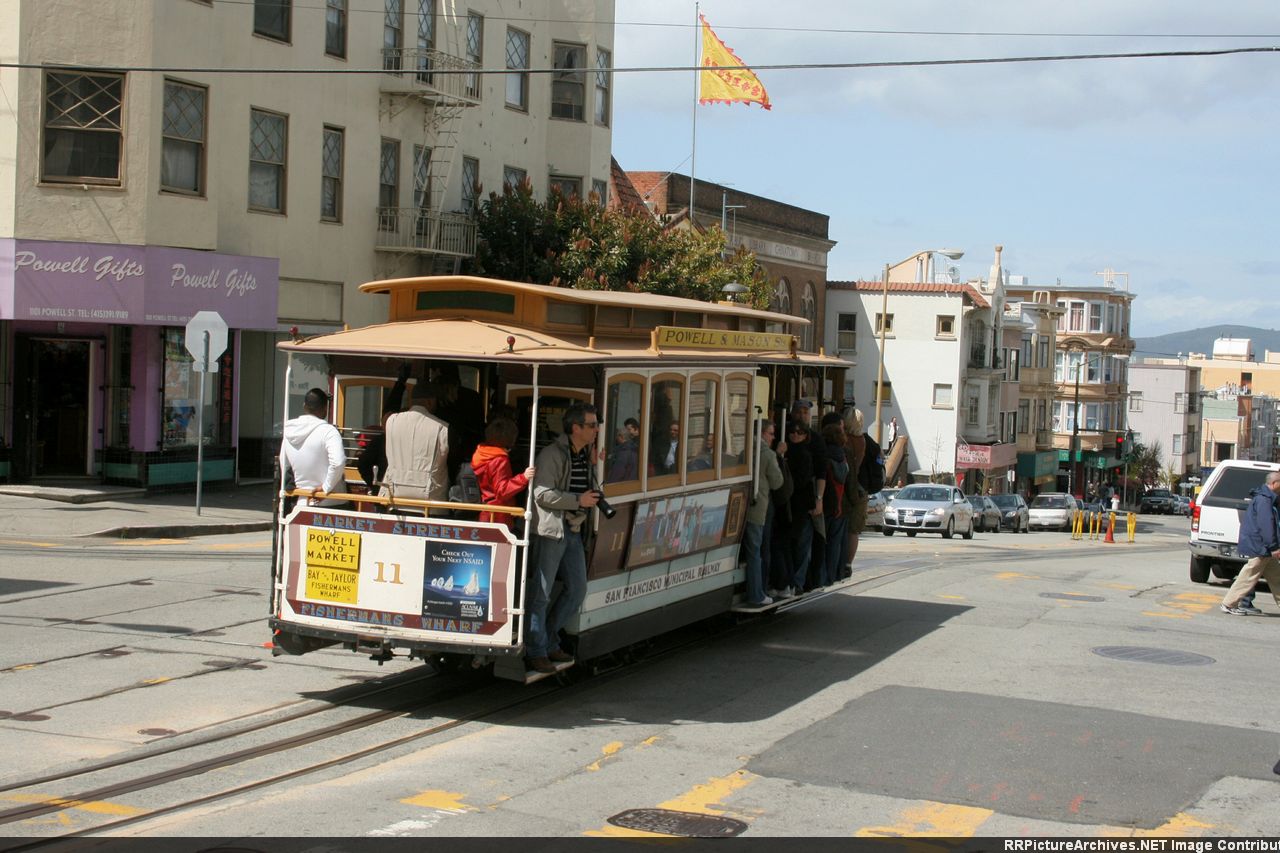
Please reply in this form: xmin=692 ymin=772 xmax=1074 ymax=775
xmin=689 ymin=1 xmax=699 ymax=219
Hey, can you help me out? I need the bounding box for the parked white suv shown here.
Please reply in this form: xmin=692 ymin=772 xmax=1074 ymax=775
xmin=1188 ymin=459 xmax=1280 ymax=583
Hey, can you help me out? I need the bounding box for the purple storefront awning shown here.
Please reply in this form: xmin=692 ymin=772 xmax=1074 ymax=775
xmin=0 ymin=238 xmax=279 ymax=329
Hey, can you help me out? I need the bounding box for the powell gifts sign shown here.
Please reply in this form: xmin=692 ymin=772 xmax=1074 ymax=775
xmin=654 ymin=326 xmax=795 ymax=353
xmin=0 ymin=238 xmax=279 ymax=329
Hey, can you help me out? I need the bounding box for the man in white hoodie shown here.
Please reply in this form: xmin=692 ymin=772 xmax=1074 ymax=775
xmin=280 ymin=388 xmax=346 ymax=507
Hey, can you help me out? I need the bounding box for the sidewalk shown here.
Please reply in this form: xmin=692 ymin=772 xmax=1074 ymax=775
xmin=0 ymin=481 xmax=274 ymax=539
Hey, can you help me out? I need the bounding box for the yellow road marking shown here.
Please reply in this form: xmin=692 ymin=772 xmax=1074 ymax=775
xmin=586 ymin=741 xmax=625 ymax=772
xmin=1143 ymin=611 xmax=1192 ymax=620
xmin=586 ymin=769 xmax=757 ymax=837
xmin=0 ymin=539 xmax=60 ymax=548
xmin=1159 ymin=592 xmax=1219 ymax=616
xmin=1101 ymin=583 xmax=1139 ymax=591
xmin=1 ymin=793 xmax=145 ymax=816
xmin=1103 ymin=811 xmax=1215 ymax=837
xmin=401 ymin=790 xmax=475 ymax=813
xmin=111 ymin=539 xmax=184 ymax=546
xmin=142 ymin=677 xmax=170 ymax=685
xmin=938 ymin=594 xmax=966 ymax=600
xmin=856 ymin=801 xmax=994 ymax=837
xmin=994 ymin=571 xmax=1039 ymax=581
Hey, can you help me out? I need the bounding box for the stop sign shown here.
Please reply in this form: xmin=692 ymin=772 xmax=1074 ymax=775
xmin=185 ymin=311 xmax=228 ymax=372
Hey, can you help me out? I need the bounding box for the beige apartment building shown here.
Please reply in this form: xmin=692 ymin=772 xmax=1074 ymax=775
xmin=1005 ymin=278 xmax=1136 ymax=497
xmin=1003 ymin=296 xmax=1063 ymax=496
xmin=0 ymin=0 xmax=613 ymax=484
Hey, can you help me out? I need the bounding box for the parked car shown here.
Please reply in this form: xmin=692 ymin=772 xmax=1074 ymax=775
xmin=1173 ymin=495 xmax=1192 ymax=516
xmin=1139 ymin=488 xmax=1176 ymax=514
xmin=866 ymin=491 xmax=887 ymax=530
xmin=1028 ymin=492 xmax=1079 ymax=531
xmin=879 ymin=488 xmax=899 ymax=505
xmin=990 ymin=493 xmax=1030 ymax=533
xmin=1188 ymin=459 xmax=1280 ymax=583
xmin=968 ymin=495 xmax=1002 ymax=533
xmin=882 ymin=484 xmax=975 ymax=539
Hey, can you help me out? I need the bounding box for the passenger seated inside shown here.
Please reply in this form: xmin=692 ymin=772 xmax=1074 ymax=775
xmin=606 ymin=417 xmax=640 ymax=483
xmin=688 ymin=433 xmax=715 ymax=471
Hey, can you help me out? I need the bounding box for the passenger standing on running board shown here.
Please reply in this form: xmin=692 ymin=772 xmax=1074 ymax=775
xmin=526 ymin=403 xmax=601 ymax=673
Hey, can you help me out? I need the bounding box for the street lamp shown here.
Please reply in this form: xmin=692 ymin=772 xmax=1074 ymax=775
xmin=874 ymin=248 xmax=964 ymax=446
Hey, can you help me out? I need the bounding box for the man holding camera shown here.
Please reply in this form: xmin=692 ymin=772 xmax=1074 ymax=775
xmin=526 ymin=403 xmax=602 ymax=673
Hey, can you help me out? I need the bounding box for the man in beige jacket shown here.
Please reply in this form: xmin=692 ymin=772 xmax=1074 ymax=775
xmin=381 ymin=381 xmax=450 ymax=505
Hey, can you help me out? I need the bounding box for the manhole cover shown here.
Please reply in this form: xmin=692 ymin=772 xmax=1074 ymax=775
xmin=1092 ymin=646 xmax=1215 ymax=666
xmin=607 ymin=808 xmax=747 ymax=837
xmin=1041 ymin=592 xmax=1105 ymax=602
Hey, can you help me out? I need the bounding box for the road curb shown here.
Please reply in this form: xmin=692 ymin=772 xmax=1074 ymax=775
xmin=84 ymin=521 xmax=273 ymax=539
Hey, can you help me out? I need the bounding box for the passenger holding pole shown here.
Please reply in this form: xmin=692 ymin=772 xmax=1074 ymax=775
xmin=526 ymin=403 xmax=601 ymax=673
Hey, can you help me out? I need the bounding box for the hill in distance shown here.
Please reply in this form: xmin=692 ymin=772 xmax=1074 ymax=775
xmin=1133 ymin=325 xmax=1280 ymax=360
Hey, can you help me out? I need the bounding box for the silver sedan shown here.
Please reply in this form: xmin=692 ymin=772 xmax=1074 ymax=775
xmin=883 ymin=484 xmax=975 ymax=539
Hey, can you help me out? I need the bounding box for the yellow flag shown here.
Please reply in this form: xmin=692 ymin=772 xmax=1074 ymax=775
xmin=698 ymin=15 xmax=771 ymax=110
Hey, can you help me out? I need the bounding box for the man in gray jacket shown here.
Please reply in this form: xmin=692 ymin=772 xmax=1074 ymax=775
xmin=526 ymin=403 xmax=601 ymax=673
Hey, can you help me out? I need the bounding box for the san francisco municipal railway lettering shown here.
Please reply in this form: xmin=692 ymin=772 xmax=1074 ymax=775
xmin=599 ymin=557 xmax=735 ymax=607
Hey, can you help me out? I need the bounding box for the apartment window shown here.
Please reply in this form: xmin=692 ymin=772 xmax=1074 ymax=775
xmin=254 ymin=0 xmax=290 ymax=41
xmin=874 ymin=313 xmax=894 ymax=334
xmin=503 ymin=165 xmax=526 ymax=190
xmin=505 ymin=28 xmax=530 ymax=109
xmin=876 ymin=380 xmax=892 ymax=405
xmin=1006 ymin=348 xmax=1020 ymax=381
xmin=933 ymin=384 xmax=953 ymax=409
xmin=1173 ymin=391 xmax=1190 ymax=413
xmin=379 ymin=138 xmax=399 ymax=230
xmin=415 ymin=0 xmax=435 ymax=83
xmin=837 ymin=313 xmax=857 ymax=352
xmin=1021 ymin=334 xmax=1032 ymax=366
xmin=413 ymin=144 xmax=431 ymax=216
xmin=1068 ymin=301 xmax=1085 ymax=331
xmin=325 ymin=0 xmax=347 ymax=57
xmin=248 ymin=108 xmax=287 ymax=212
xmin=1129 ymin=392 xmax=1143 ymax=412
xmin=966 ymin=388 xmax=980 ymax=425
xmin=383 ymin=0 xmax=404 ymax=72
xmin=591 ymin=178 xmax=608 ymax=207
xmin=936 ymin=315 xmax=955 ymax=337
xmin=595 ymin=48 xmax=612 ymax=125
xmin=551 ymin=42 xmax=587 ymax=120
xmin=1038 ymin=339 xmax=1049 ymax=369
xmin=1055 ymin=300 xmax=1067 ymax=332
xmin=1172 ymin=434 xmax=1184 ymax=455
xmin=1084 ymin=403 xmax=1099 ymax=431
xmin=1018 ymin=400 xmax=1031 ymax=433
xmin=1086 ymin=353 xmax=1100 ymax=383
xmin=321 ymin=126 xmax=343 ymax=221
xmin=42 ymin=70 xmax=124 ymax=185
xmin=1036 ymin=399 xmax=1047 ymax=430
xmin=160 ymin=80 xmax=206 ymax=194
xmin=461 ymin=156 xmax=479 ymax=215
xmin=548 ymin=175 xmax=581 ymax=200
xmin=1088 ymin=302 xmax=1103 ymax=332
xmin=465 ymin=13 xmax=483 ymax=99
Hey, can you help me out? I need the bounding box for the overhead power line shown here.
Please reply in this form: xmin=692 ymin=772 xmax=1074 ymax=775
xmin=3 ymin=45 xmax=1276 ymax=76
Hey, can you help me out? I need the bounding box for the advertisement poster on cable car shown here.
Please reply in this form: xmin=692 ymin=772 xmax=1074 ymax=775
xmin=422 ymin=540 xmax=493 ymax=622
xmin=627 ymin=488 xmax=730 ymax=566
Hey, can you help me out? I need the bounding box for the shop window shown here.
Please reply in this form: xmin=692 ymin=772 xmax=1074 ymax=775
xmin=107 ymin=326 xmax=132 ymax=448
xmin=723 ymin=373 xmax=751 ymax=478
xmin=42 ymin=69 xmax=124 ymax=185
xmin=604 ymin=374 xmax=645 ymax=490
xmin=686 ymin=374 xmax=720 ymax=483
xmin=162 ymin=328 xmax=232 ymax=449
xmin=648 ymin=374 xmax=684 ymax=486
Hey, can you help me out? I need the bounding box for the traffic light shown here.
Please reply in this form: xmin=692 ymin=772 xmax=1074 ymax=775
xmin=1115 ymin=433 xmax=1125 ymax=459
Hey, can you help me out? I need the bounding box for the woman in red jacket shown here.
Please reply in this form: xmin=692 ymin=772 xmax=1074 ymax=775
xmin=471 ymin=417 xmax=536 ymax=529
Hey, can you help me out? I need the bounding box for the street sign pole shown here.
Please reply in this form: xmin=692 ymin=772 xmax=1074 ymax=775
xmin=196 ymin=331 xmax=209 ymax=516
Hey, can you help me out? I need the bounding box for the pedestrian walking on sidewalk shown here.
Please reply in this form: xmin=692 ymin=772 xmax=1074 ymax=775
xmin=1221 ymin=471 xmax=1280 ymax=616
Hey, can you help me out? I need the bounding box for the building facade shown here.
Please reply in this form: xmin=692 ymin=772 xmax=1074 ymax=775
xmin=1127 ymin=361 xmax=1202 ymax=484
xmin=0 ymin=0 xmax=614 ymax=484
xmin=1006 ymin=277 xmax=1136 ymax=497
xmin=1004 ymin=296 xmax=1063 ymax=497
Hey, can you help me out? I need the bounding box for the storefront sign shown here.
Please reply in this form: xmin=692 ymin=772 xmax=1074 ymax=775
xmin=955 ymin=443 xmax=1018 ymax=470
xmin=654 ymin=326 xmax=794 ymax=353
xmin=0 ymin=238 xmax=279 ymax=329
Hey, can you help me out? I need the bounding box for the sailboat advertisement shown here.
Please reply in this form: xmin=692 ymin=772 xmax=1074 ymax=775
xmin=422 ymin=540 xmax=493 ymax=623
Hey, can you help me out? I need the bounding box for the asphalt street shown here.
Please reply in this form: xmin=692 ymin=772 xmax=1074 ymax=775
xmin=0 ymin=514 xmax=1277 ymax=839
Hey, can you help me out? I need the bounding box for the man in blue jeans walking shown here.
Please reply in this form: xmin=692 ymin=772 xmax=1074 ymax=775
xmin=526 ymin=403 xmax=601 ymax=673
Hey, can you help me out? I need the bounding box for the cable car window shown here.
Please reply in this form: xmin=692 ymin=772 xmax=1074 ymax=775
xmin=723 ymin=372 xmax=751 ymax=476
xmin=648 ymin=374 xmax=683 ymax=486
xmin=604 ymin=374 xmax=644 ymax=490
xmin=686 ymin=374 xmax=719 ymax=484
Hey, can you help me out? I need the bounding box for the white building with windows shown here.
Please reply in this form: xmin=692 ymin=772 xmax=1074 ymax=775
xmin=1127 ymin=361 xmax=1202 ymax=482
xmin=0 ymin=0 xmax=614 ymax=485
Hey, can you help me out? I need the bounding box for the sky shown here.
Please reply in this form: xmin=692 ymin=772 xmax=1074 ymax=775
xmin=607 ymin=1 xmax=1280 ymax=337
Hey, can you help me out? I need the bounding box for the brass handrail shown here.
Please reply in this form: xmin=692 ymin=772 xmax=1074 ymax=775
xmin=282 ymin=489 xmax=525 ymax=518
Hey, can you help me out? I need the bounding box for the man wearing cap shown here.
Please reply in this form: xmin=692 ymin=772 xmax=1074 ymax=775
xmin=382 ymin=381 xmax=451 ymax=505
xmin=280 ymin=388 xmax=347 ymax=507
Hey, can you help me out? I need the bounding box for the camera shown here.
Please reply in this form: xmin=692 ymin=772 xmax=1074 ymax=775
xmin=595 ymin=492 xmax=617 ymax=520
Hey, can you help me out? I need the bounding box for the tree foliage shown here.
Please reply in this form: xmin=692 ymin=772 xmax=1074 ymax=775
xmin=1125 ymin=439 xmax=1164 ymax=487
xmin=470 ymin=181 xmax=772 ymax=308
